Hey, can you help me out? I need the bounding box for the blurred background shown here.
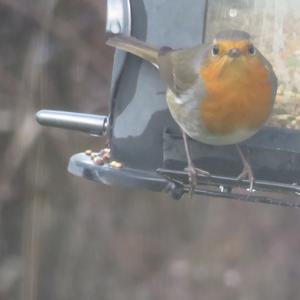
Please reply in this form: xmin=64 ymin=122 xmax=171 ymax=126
xmin=1 ymin=0 xmax=300 ymax=299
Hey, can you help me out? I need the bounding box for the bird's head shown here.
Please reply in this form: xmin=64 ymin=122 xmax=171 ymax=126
xmin=212 ymin=30 xmax=256 ymax=58
xmin=201 ymin=30 xmax=260 ymax=79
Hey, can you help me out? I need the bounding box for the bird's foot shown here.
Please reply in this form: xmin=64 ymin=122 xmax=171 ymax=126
xmin=235 ymin=145 xmax=255 ymax=200
xmin=184 ymin=166 xmax=210 ymax=197
xmin=236 ymin=162 xmax=255 ymax=193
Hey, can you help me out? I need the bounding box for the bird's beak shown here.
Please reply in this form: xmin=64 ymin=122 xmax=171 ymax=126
xmin=228 ymin=48 xmax=241 ymax=58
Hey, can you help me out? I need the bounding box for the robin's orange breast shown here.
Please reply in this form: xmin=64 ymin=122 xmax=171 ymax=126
xmin=199 ymin=56 xmax=273 ymax=135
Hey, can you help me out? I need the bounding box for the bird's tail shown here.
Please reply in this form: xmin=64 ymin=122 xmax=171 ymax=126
xmin=106 ymin=35 xmax=159 ymax=66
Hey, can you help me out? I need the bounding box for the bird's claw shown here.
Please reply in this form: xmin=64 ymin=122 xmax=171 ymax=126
xmin=184 ymin=166 xmax=210 ymax=197
xmin=185 ymin=166 xmax=197 ymax=197
xmin=235 ymin=145 xmax=255 ymax=195
xmin=237 ymin=165 xmax=254 ymax=192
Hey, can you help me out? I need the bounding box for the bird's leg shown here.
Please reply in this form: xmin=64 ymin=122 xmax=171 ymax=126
xmin=182 ymin=129 xmax=210 ymax=194
xmin=236 ymin=145 xmax=254 ymax=192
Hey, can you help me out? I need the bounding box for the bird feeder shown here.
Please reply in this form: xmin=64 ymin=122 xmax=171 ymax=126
xmin=36 ymin=0 xmax=300 ymax=207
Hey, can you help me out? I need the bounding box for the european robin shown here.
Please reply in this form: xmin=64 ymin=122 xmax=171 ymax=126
xmin=107 ymin=30 xmax=278 ymax=193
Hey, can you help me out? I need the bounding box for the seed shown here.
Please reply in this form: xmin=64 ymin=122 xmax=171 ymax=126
xmin=110 ymin=161 xmax=123 ymax=169
xmin=91 ymin=152 xmax=98 ymax=159
xmin=85 ymin=149 xmax=93 ymax=156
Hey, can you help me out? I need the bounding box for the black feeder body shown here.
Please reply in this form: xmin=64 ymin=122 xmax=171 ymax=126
xmin=36 ymin=0 xmax=300 ymax=208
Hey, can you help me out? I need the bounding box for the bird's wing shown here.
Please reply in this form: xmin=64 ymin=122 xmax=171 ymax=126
xmin=158 ymin=45 xmax=207 ymax=95
xmin=257 ymin=50 xmax=278 ymax=101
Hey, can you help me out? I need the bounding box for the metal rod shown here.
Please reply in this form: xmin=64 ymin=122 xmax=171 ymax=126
xmin=157 ymin=169 xmax=300 ymax=207
xmin=106 ymin=0 xmax=131 ymax=35
xmin=185 ymin=187 xmax=300 ymax=208
xmin=36 ymin=110 xmax=108 ymax=136
xmin=156 ymin=168 xmax=300 ymax=194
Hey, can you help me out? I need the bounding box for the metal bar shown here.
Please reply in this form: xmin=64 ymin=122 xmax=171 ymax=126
xmin=186 ymin=187 xmax=300 ymax=208
xmin=157 ymin=168 xmax=300 ymax=194
xmin=157 ymin=169 xmax=300 ymax=207
xmin=36 ymin=110 xmax=108 ymax=136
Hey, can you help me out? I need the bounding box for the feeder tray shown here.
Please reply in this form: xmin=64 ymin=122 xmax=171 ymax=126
xmin=36 ymin=0 xmax=300 ymax=207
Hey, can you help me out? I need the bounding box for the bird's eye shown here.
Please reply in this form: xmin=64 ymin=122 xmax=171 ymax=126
xmin=248 ymin=44 xmax=256 ymax=55
xmin=212 ymin=45 xmax=220 ymax=56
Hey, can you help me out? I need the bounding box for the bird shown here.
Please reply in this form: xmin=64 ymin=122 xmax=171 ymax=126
xmin=106 ymin=30 xmax=278 ymax=193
